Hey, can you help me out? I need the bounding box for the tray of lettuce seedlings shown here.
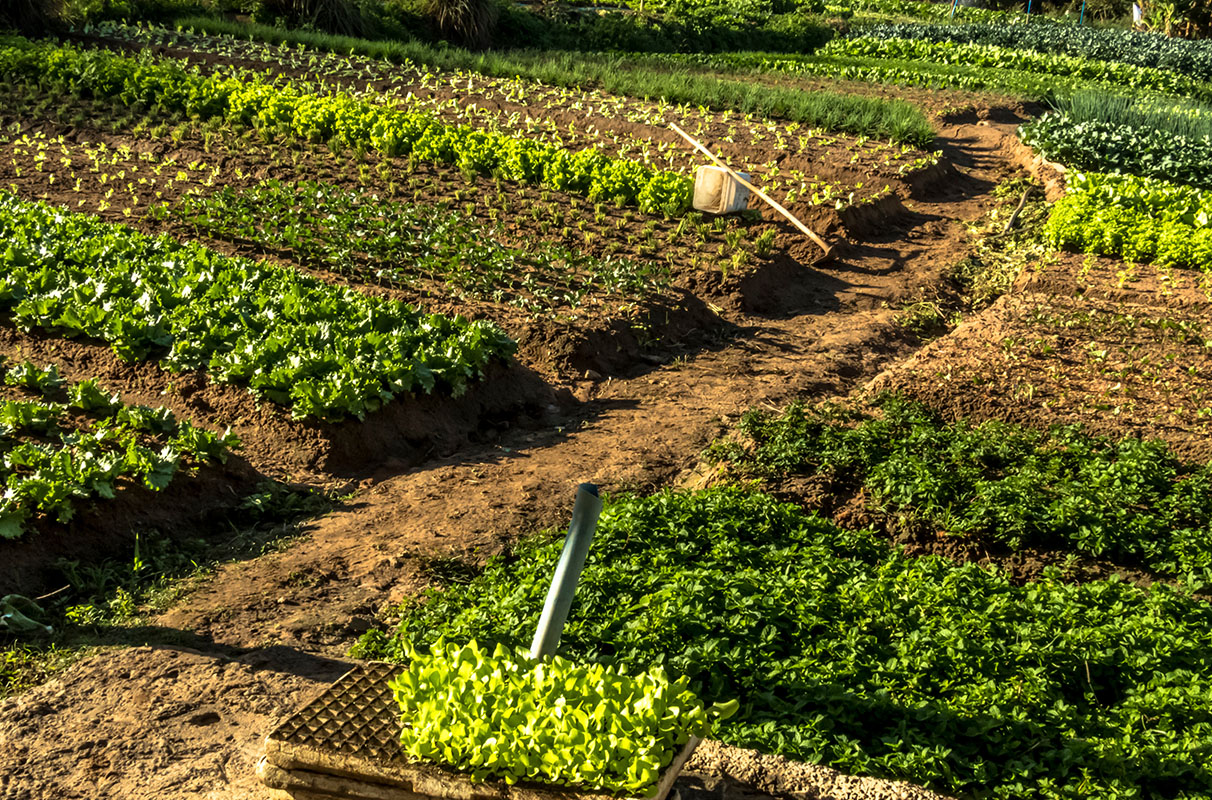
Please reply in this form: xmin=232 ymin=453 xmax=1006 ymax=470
xmin=389 ymin=640 xmax=737 ymax=800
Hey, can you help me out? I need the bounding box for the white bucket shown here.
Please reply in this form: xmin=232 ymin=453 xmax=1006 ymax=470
xmin=693 ymin=165 xmax=751 ymax=214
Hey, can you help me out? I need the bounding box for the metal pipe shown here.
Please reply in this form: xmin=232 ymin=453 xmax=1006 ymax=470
xmin=1027 ymin=0 xmax=1033 ymax=17
xmin=1079 ymin=0 xmax=1086 ymax=24
xmin=950 ymin=0 xmax=960 ymax=21
xmin=529 ymin=483 xmax=604 ymax=659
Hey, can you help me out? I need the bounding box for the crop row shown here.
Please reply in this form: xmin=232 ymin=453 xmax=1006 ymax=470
xmin=1045 ymin=172 xmax=1212 ymax=271
xmin=858 ymin=21 xmax=1212 ymax=82
xmin=354 ymin=487 xmax=1212 ymax=800
xmin=827 ymin=0 xmax=1006 ymax=23
xmin=0 ymin=39 xmax=693 ymax=216
xmin=0 ymin=191 xmax=514 ymax=421
xmin=663 ymin=49 xmax=1091 ymax=102
xmin=0 ymin=360 xmax=235 ymax=539
xmin=0 ymin=127 xmax=774 ymax=291
xmin=1020 ymin=109 xmax=1212 ymax=191
xmin=87 ymin=23 xmax=934 ymax=188
xmin=708 ymin=394 xmax=1212 ymax=579
xmin=114 ymin=18 xmax=937 ymax=149
xmin=167 ymin=178 xmax=668 ymax=312
xmin=826 ymin=36 xmax=1211 ymax=101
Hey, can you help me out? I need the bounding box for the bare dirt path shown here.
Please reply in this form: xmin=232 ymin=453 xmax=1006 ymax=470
xmin=0 ymin=121 xmax=1024 ymax=800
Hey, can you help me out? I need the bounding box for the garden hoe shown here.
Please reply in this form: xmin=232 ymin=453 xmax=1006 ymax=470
xmin=670 ymin=123 xmax=835 ymax=264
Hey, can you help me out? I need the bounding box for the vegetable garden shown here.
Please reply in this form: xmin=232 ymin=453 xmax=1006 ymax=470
xmin=3 ymin=1 xmax=1212 ymax=799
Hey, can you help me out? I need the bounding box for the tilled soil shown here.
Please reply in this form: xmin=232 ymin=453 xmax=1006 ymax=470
xmin=870 ymin=252 xmax=1212 ymax=463
xmin=1 ymin=114 xmax=1031 ymax=800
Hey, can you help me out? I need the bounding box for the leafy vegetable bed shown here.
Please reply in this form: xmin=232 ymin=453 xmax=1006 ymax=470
xmin=1045 ymin=172 xmax=1212 ymax=270
xmin=827 ymin=36 xmax=1210 ymax=100
xmin=858 ymin=22 xmax=1212 ymax=83
xmin=171 ymin=179 xmax=667 ymax=312
xmin=0 ymin=359 xmax=234 ymax=538
xmin=0 ymin=39 xmax=692 ymax=215
xmin=649 ymin=49 xmax=1071 ymax=100
xmin=0 ymin=191 xmax=514 ymax=420
xmin=1020 ymin=112 xmax=1212 ymax=190
xmin=708 ymin=394 xmax=1212 ymax=579
xmin=829 ymin=0 xmax=1004 ymax=23
xmin=356 ymin=488 xmax=1212 ymax=800
xmin=93 ymin=21 xmax=937 ymax=150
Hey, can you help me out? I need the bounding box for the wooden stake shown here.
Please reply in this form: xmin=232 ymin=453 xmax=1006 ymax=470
xmin=670 ymin=123 xmax=832 ymax=256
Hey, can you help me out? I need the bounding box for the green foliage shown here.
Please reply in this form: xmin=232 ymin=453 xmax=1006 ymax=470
xmin=708 ymin=395 xmax=1212 ymax=579
xmin=0 ymin=38 xmax=691 ymax=214
xmin=1020 ymin=96 xmax=1212 ymax=189
xmin=173 ymin=179 xmax=667 ymax=311
xmin=391 ymin=641 xmax=725 ymax=795
xmin=59 ymin=0 xmax=204 ymax=25
xmin=673 ymin=49 xmax=1071 ymax=99
xmin=0 ymin=363 xmax=235 ymax=540
xmin=825 ymin=35 xmax=1212 ymax=101
xmin=1140 ymin=0 xmax=1212 ymax=39
xmin=828 ymin=0 xmax=1006 ymax=21
xmin=1045 ymin=171 xmax=1212 ymax=268
xmin=356 ymin=488 xmax=1212 ymax=800
xmin=857 ymin=22 xmax=1212 ymax=82
xmin=0 ymin=191 xmax=515 ymax=420
xmin=68 ymin=378 xmax=122 ymax=414
xmin=147 ymin=18 xmax=933 ymax=146
xmin=696 ymin=27 xmax=1212 ymax=102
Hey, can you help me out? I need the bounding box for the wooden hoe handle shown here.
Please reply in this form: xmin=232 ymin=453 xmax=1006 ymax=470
xmin=670 ymin=123 xmax=832 ymax=256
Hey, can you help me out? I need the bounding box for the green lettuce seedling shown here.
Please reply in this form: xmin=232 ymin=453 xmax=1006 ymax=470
xmin=390 ymin=640 xmax=737 ymax=796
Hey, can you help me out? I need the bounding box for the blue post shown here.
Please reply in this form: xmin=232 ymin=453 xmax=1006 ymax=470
xmin=1027 ymin=0 xmax=1033 ymax=16
xmin=950 ymin=0 xmax=960 ymax=21
xmin=1079 ymin=0 xmax=1086 ymax=24
xmin=529 ymin=484 xmax=604 ymax=659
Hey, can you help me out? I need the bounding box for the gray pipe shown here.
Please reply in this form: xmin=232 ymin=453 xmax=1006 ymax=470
xmin=529 ymin=483 xmax=604 ymax=659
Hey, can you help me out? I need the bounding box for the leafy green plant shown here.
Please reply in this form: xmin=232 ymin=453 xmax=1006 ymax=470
xmin=391 ymin=641 xmax=732 ymax=795
xmin=824 ymin=35 xmax=1211 ymax=101
xmin=4 ymin=361 xmax=64 ymax=393
xmin=828 ymin=0 xmax=1007 ymax=22
xmin=68 ymin=378 xmax=122 ymax=414
xmin=356 ymin=488 xmax=1212 ymax=800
